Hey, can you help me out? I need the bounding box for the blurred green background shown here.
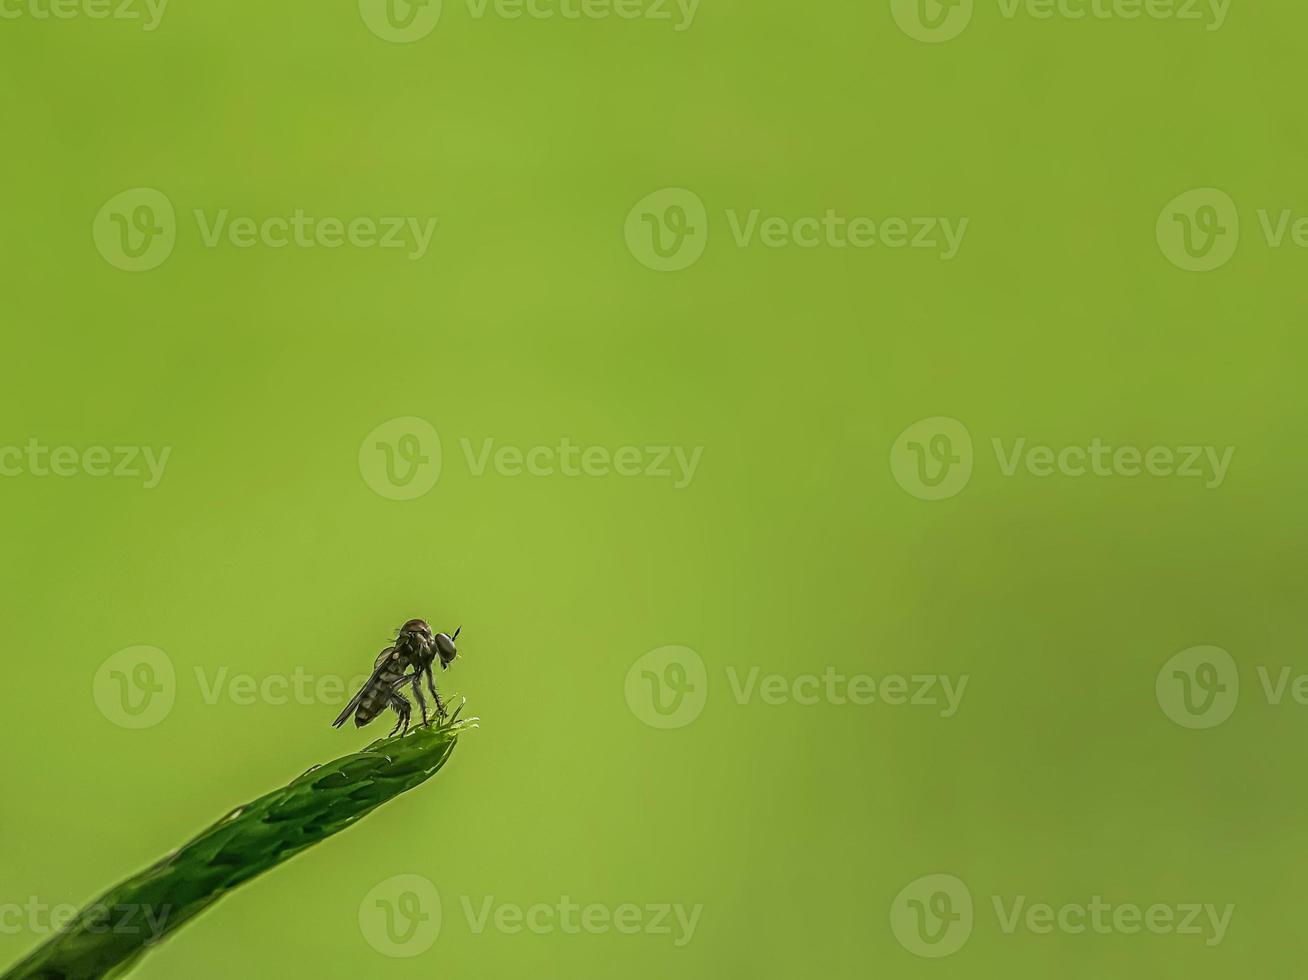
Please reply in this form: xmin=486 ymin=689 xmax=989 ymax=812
xmin=1 ymin=1 xmax=1304 ymax=977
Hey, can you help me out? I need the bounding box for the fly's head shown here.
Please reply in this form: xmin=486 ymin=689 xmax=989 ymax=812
xmin=435 ymin=626 xmax=461 ymax=670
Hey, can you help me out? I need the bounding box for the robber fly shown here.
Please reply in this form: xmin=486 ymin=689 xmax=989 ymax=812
xmin=333 ymin=619 xmax=461 ymax=737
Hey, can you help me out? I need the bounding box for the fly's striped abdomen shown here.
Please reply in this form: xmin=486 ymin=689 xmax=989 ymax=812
xmin=354 ymin=661 xmax=408 ymax=725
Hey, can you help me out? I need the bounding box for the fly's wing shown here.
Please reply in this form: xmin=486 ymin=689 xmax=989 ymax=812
xmin=333 ymin=653 xmax=396 ymax=729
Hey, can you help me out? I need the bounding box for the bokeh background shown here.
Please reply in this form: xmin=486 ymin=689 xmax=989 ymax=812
xmin=1 ymin=1 xmax=1305 ymax=977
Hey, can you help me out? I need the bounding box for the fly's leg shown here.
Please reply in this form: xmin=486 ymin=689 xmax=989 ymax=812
xmin=387 ymin=691 xmax=412 ymax=737
xmin=410 ymin=674 xmax=431 ymax=727
xmin=424 ymin=664 xmax=447 ymax=719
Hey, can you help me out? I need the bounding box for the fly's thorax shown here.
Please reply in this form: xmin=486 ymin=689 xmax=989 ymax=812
xmin=389 ymin=648 xmax=431 ymax=675
xmin=396 ymin=620 xmax=436 ymax=657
